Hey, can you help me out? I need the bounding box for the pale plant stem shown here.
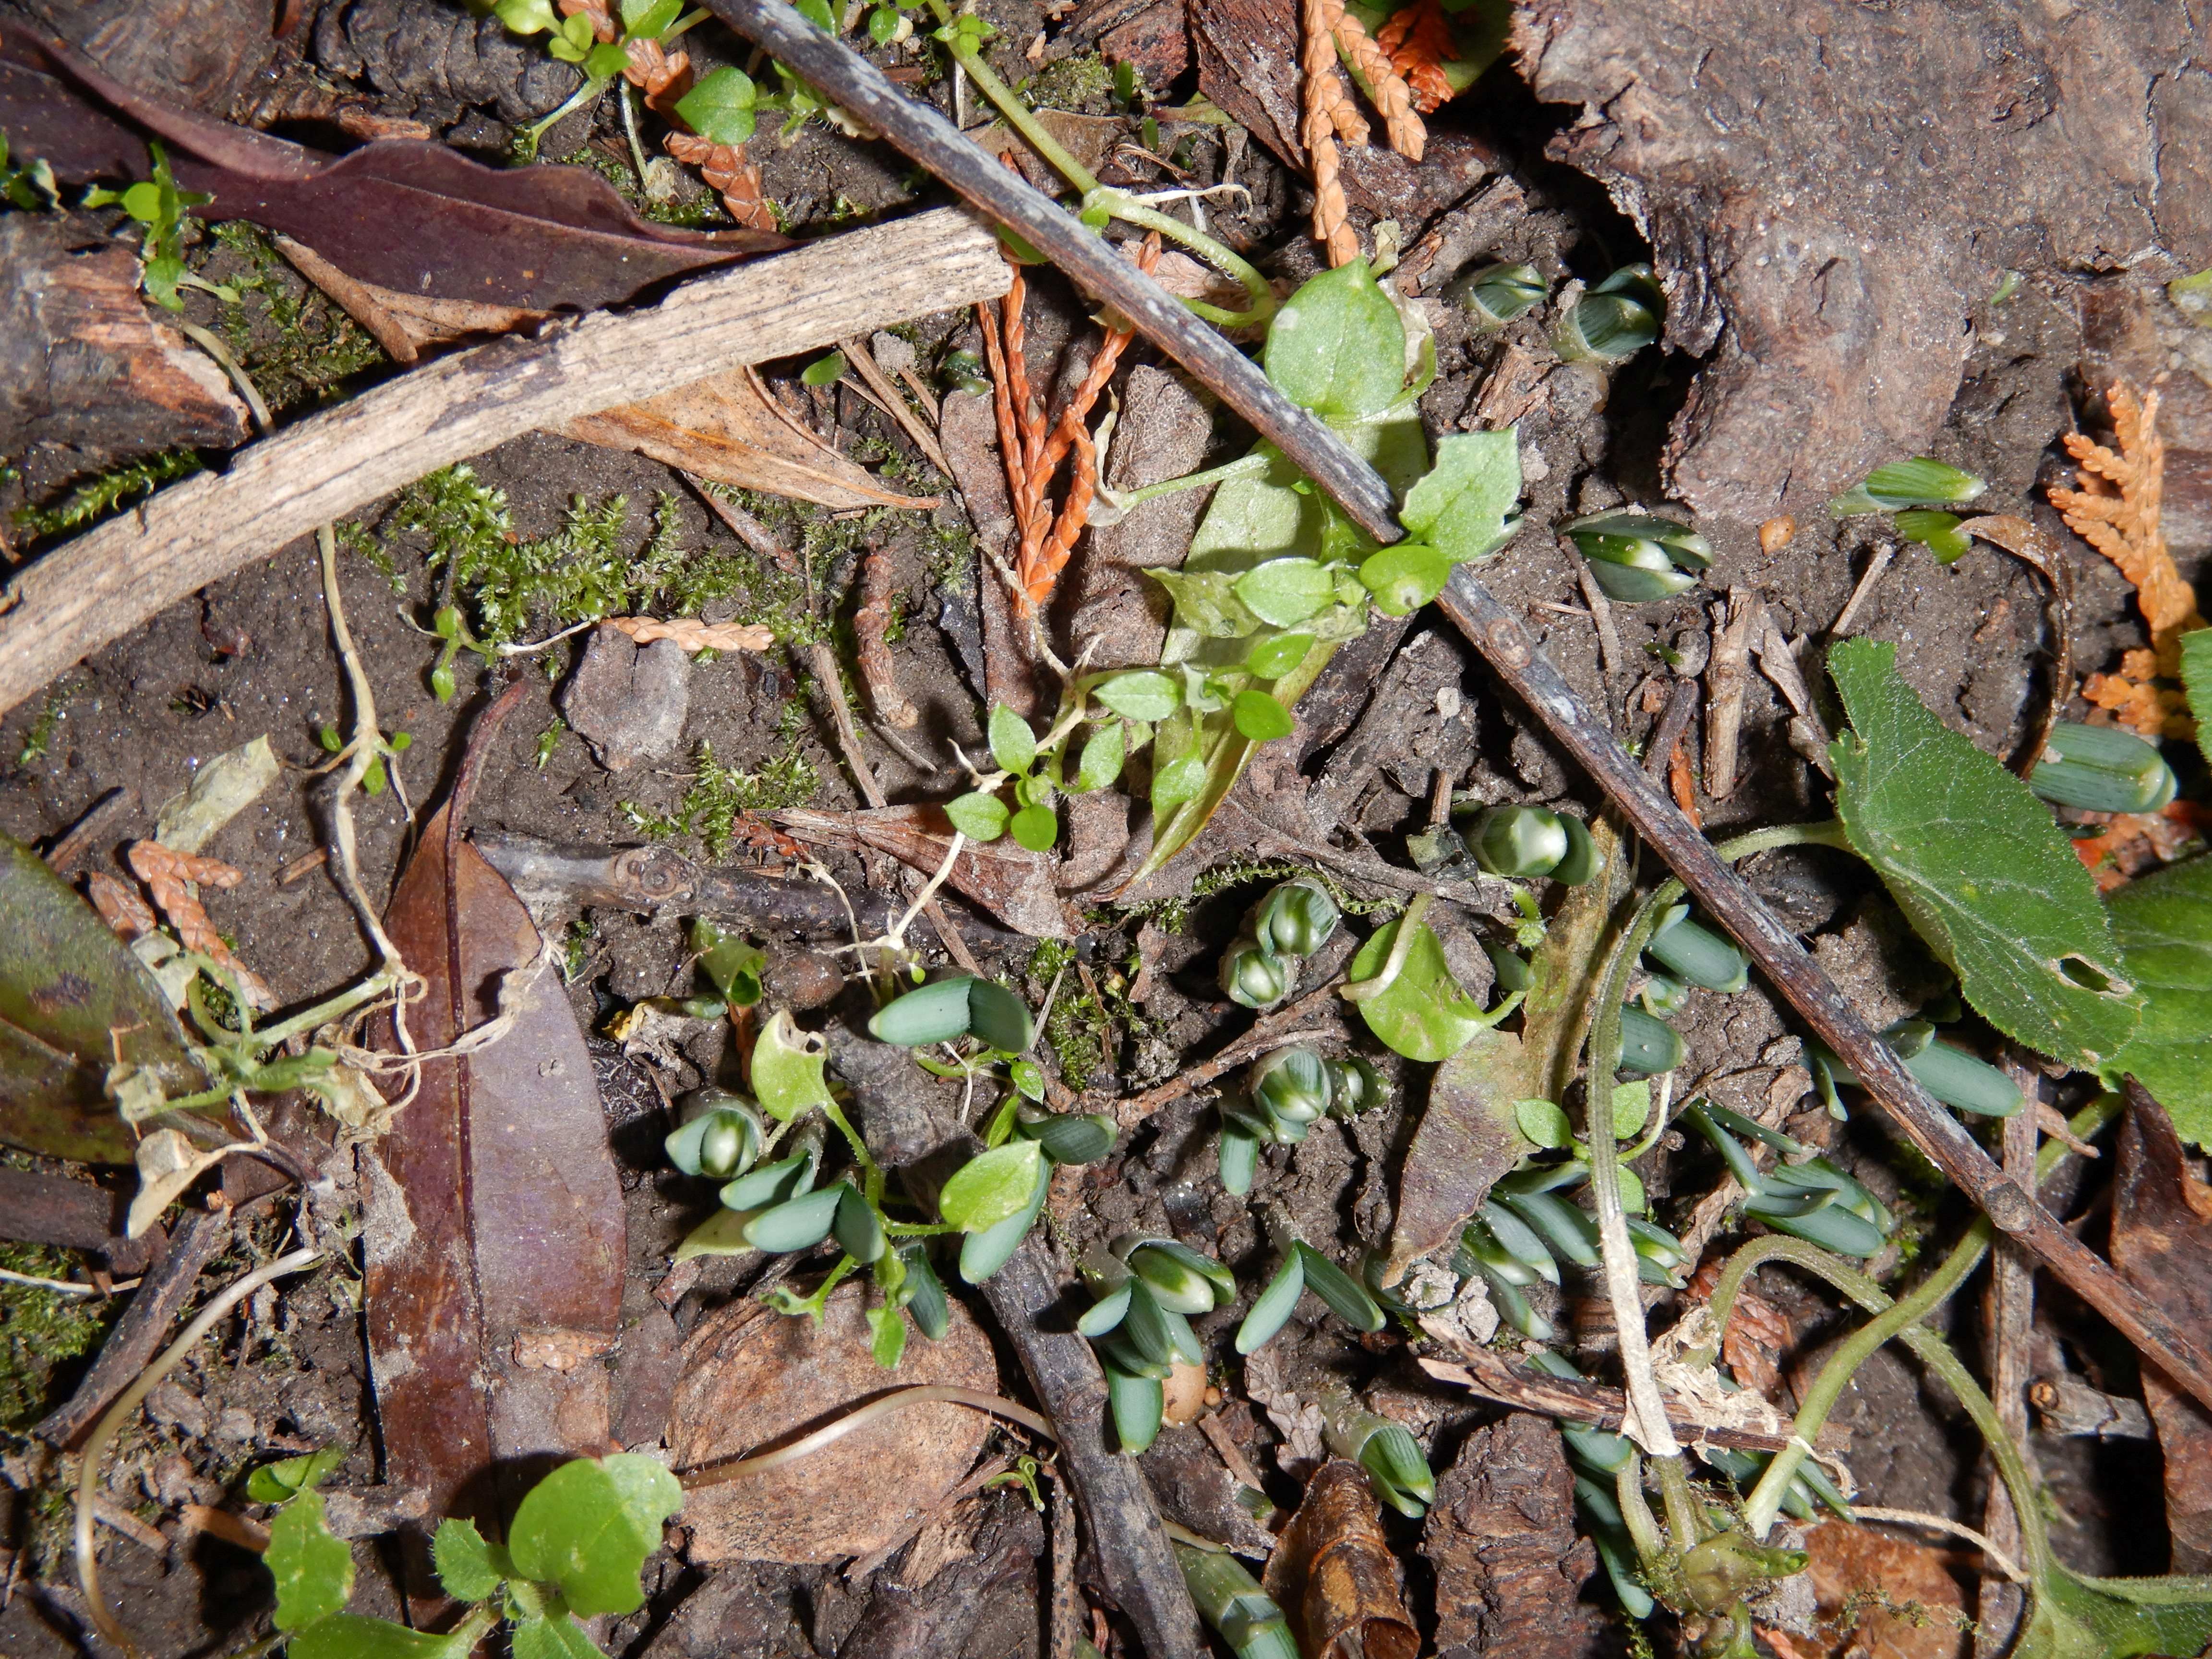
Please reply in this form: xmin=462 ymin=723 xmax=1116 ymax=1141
xmin=77 ymin=1248 xmax=325 ymax=1655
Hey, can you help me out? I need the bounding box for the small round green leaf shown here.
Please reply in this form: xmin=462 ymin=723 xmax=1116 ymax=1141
xmin=1231 ymin=690 xmax=1295 ymax=742
xmin=1010 ymin=803 xmax=1058 ymax=852
xmin=1514 ymin=1097 xmax=1574 ymax=1150
xmin=1071 ymin=721 xmax=1127 ymax=793
xmin=1092 ymin=670 xmax=1181 ymax=721
xmin=801 ymin=349 xmax=848 ymax=388
xmin=939 ymin=1140 xmax=1047 ymax=1232
xmin=1358 ymin=542 xmax=1448 ymax=616
xmin=744 ymin=1182 xmax=845 ymax=1251
xmin=1233 ymin=558 xmax=1335 ymax=628
xmin=870 ymin=976 xmax=977 ymax=1046
xmin=944 ymin=790 xmax=1010 ymax=841
xmin=1244 ymin=631 xmax=1316 ymax=679
xmin=266 ymin=1491 xmax=354 ymax=1632
xmin=751 ymin=1009 xmax=834 ymax=1122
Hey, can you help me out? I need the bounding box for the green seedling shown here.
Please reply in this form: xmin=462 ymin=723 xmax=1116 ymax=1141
xmin=1463 ymin=804 xmax=1603 ymax=884
xmin=1617 ymin=1003 xmax=1685 ymax=1075
xmin=494 ymin=0 xmax=712 ymax=158
xmin=871 ymin=974 xmax=1035 ymax=1050
xmin=946 ymin=698 xmax=1133 ymax=853
xmin=1 ymin=130 xmax=59 ymax=211
xmin=1318 ymin=1382 xmax=1435 ymax=1516
xmin=263 ymin=1449 xmax=682 ymax=1654
xmin=1215 ymin=1046 xmax=1386 ymax=1191
xmin=82 ymin=141 xmax=236 ymax=311
xmin=1553 ymin=264 xmax=1663 ymax=365
xmin=1561 ymin=509 xmax=1711 ymax=602
xmin=1078 ymin=1238 xmax=1233 ymax=1451
xmin=1806 ymin=1018 xmax=2024 ymax=1119
xmin=665 ymin=1089 xmax=766 ymax=1179
xmin=1643 ymin=906 xmax=1749 ymax=993
xmin=1445 ymin=260 xmax=1547 ymax=327
xmin=2030 ymin=721 xmax=2178 ymax=814
xmin=1235 ymin=1228 xmax=1385 ymax=1354
xmin=1175 ymin=1540 xmax=1300 ymax=1659
xmin=1828 ymin=456 xmax=1987 ymax=516
xmin=1341 ymin=894 xmax=1518 ymax=1062
xmin=1216 ymin=876 xmax=1342 ymax=1009
xmin=1895 ymin=508 xmax=1973 ymax=563
xmin=1681 ymin=1100 xmax=1891 ymax=1258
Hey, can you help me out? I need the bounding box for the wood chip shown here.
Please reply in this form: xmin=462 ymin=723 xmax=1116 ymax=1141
xmin=1704 ymin=589 xmax=1761 ymax=800
xmin=1263 ymin=1460 xmax=1418 ymax=1659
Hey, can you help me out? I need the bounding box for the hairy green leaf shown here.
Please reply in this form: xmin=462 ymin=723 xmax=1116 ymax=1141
xmin=944 ymin=791 xmax=1010 ymax=841
xmin=1514 ymin=1097 xmax=1573 ymax=1150
xmin=510 ymin=1616 xmax=605 ymax=1659
xmin=1230 ymin=690 xmax=1294 ymax=742
xmin=507 ymin=1454 xmax=684 ymax=1617
xmin=938 ymin=1140 xmax=1046 ymax=1232
xmin=290 ymin=1615 xmax=475 ymax=1659
xmin=1828 ymin=640 xmax=2139 ymax=1069
xmin=1091 ymin=671 xmax=1180 ymax=721
xmin=1233 ymin=558 xmax=1335 ymax=627
xmin=1399 ymin=430 xmax=1521 ymax=565
xmin=1070 ymin=722 xmax=1126 ymax=793
xmin=1263 ymin=258 xmax=1407 ymax=421
xmin=432 ymin=1516 xmax=505 ymax=1602
xmin=2104 ymin=855 xmax=2212 ymax=1147
xmin=989 ymin=704 xmax=1038 ymax=775
xmin=1010 ymin=804 xmax=1058 ymax=852
xmin=266 ymin=1491 xmax=354 ymax=1631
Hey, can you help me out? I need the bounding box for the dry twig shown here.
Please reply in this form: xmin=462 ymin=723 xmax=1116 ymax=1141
xmin=855 ymin=548 xmax=920 ymax=730
xmin=2049 ymin=384 xmax=2204 ymax=738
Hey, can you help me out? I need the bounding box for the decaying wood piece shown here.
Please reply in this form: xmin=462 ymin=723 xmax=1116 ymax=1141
xmin=2109 ymin=1083 xmax=2212 ymax=1572
xmin=0 ymin=1166 xmax=159 ymax=1274
xmin=0 ymin=207 xmax=1009 ymax=719
xmin=1974 ymin=1074 xmax=2039 ymax=1658
xmin=1263 ymin=1459 xmax=1418 ymax=1659
xmin=777 ymin=804 xmax=1073 ymax=939
xmin=1513 ymin=0 xmax=2212 ymax=520
xmin=1703 ymin=589 xmax=1759 ymax=801
xmin=0 ymin=215 xmax=248 ymax=469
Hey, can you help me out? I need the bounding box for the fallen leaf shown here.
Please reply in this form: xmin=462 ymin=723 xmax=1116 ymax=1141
xmin=777 ymin=804 xmax=1073 ymax=938
xmin=668 ymin=1280 xmax=997 ymax=1563
xmin=7 ymin=39 xmax=781 ymax=313
xmin=365 ymin=801 xmax=626 ymax=1606
xmin=0 ymin=837 xmax=207 ymax=1162
xmin=126 ymin=1125 xmax=246 ymax=1239
xmin=603 ymin=615 xmax=776 ymax=653
xmin=272 ymin=234 xmax=548 ymax=366
xmin=126 ymin=840 xmax=272 ymax=1009
xmin=150 ymin=735 xmax=281 ymax=854
xmin=2110 ymin=1091 xmax=2212 ymax=1571
xmin=559 ymin=366 xmax=937 ymax=512
xmin=1262 ymin=1459 xmax=1419 ymax=1659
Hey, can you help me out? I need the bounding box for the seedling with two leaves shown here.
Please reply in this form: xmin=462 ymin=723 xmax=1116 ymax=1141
xmin=256 ymin=1446 xmax=683 ymax=1657
xmin=1553 ymin=263 xmax=1664 ymax=366
xmin=1827 ymin=455 xmax=1987 ymax=562
xmin=1077 ymin=1236 xmax=1236 ymax=1452
xmin=1233 ymin=1214 xmax=1386 ymax=1356
xmin=493 ymin=0 xmax=712 ymax=157
xmin=82 ymin=141 xmax=236 ymax=311
xmin=945 ymin=700 xmax=1128 ymax=853
xmin=1317 ymin=1381 xmax=1436 ymax=1518
xmin=1680 ymin=1101 xmax=1893 ymax=1259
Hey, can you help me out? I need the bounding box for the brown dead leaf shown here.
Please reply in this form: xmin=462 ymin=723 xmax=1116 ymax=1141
xmin=560 ymin=366 xmax=938 ymax=513
xmin=1803 ymin=1520 xmax=1970 ymax=1659
xmin=275 ymin=234 xmax=548 ymax=366
xmin=1691 ymin=1258 xmax=1795 ymax=1405
xmin=668 ymin=1280 xmax=997 ymax=1563
xmin=365 ymin=793 xmax=626 ymax=1608
xmin=602 ymin=616 xmax=775 ymax=653
xmin=2110 ymin=1088 xmax=2212 ymax=1570
xmin=776 ymin=804 xmax=1073 ymax=938
xmin=1263 ymin=1459 xmax=1419 ymax=1659
xmin=124 ymin=841 xmax=272 ymax=1009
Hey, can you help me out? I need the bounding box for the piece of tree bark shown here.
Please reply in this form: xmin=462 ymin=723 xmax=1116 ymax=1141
xmin=19 ymin=0 xmax=276 ymax=113
xmin=2109 ymin=1083 xmax=2212 ymax=1572
xmin=0 ymin=215 xmax=249 ymax=469
xmin=1513 ymin=0 xmax=2212 ymax=521
xmin=0 ymin=1166 xmax=159 ymax=1274
xmin=0 ymin=207 xmax=1009 ymax=719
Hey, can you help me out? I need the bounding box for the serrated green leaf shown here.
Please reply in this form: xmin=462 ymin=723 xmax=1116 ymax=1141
xmin=2104 ymin=855 xmax=2212 ymax=1147
xmin=1092 ymin=671 xmax=1180 ymax=721
xmin=939 ymin=1140 xmax=1046 ymax=1232
xmin=432 ymin=1516 xmax=504 ymax=1602
xmin=290 ymin=1615 xmax=473 ymax=1659
xmin=510 ymin=1617 xmax=605 ymax=1659
xmin=1399 ymin=430 xmax=1521 ymax=565
xmin=751 ymin=1009 xmax=833 ymax=1122
xmin=1827 ymin=639 xmax=2139 ymax=1069
xmin=945 ymin=790 xmax=1010 ymax=840
xmin=508 ymin=1455 xmax=683 ymax=1617
xmin=989 ymin=703 xmax=1038 ymax=774
xmin=1264 ymin=258 xmax=1407 ymax=421
xmin=1346 ymin=919 xmax=1490 ymax=1061
xmin=1070 ymin=722 xmax=1126 ymax=793
xmin=266 ymin=1491 xmax=354 ymax=1631
xmin=1233 ymin=558 xmax=1335 ymax=627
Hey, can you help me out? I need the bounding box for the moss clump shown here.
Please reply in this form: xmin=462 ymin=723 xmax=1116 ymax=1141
xmin=0 ymin=1243 xmax=117 ymax=1428
xmin=1022 ymin=51 xmax=1117 ymax=114
xmin=14 ymin=448 xmax=204 ymax=544
xmin=1027 ymin=939 xmax=1114 ymax=1090
xmin=623 ymin=715 xmax=822 ymax=857
xmin=206 ymin=222 xmax=386 ymax=412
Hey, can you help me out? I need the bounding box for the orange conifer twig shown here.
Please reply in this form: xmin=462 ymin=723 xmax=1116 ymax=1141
xmin=1376 ymin=0 xmax=1457 ymax=116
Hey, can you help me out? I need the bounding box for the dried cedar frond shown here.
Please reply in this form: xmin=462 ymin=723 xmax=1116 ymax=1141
xmin=125 ymin=841 xmax=273 ymax=1008
xmin=2050 ymin=384 xmax=2206 ymax=738
xmin=1333 ymin=8 xmax=1425 ymax=157
xmin=664 ymin=132 xmax=778 ymax=233
xmin=1376 ymin=0 xmax=1457 ymax=116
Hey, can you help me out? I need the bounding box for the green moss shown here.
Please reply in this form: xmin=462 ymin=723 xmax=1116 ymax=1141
xmin=1026 ymin=940 xmax=1114 ymax=1090
xmin=14 ymin=448 xmax=204 ymax=543
xmin=1191 ymin=858 xmax=1403 ymax=916
xmin=622 ymin=717 xmax=821 ymax=857
xmin=1021 ymin=50 xmax=1118 ymax=114
xmin=14 ymin=679 xmax=72 ymax=768
xmin=0 ymin=1243 xmax=118 ymax=1429
xmin=206 ymin=222 xmax=385 ymax=413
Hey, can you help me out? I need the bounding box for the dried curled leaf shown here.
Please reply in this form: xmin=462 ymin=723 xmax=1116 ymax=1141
xmin=126 ymin=841 xmax=274 ymax=1009
xmin=603 ymin=616 xmax=776 ymax=653
xmin=1263 ymin=1460 xmax=1419 ymax=1659
xmin=2050 ymin=384 xmax=2205 ymax=738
